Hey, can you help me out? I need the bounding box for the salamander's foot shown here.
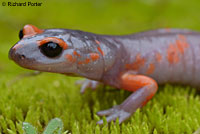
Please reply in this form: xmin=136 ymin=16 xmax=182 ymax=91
xmin=76 ymin=79 xmax=100 ymax=94
xmin=96 ymin=105 xmax=131 ymax=125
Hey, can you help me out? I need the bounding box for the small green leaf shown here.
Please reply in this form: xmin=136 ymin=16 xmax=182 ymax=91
xmin=43 ymin=118 xmax=63 ymax=134
xmin=23 ymin=122 xmax=37 ymax=134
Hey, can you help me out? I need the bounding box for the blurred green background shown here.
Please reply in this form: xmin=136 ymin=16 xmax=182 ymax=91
xmin=1 ymin=0 xmax=200 ymax=133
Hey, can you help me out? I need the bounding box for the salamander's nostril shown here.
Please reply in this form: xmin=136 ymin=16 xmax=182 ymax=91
xmin=20 ymin=55 xmax=25 ymax=60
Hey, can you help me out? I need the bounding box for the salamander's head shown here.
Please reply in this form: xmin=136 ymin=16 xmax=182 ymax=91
xmin=9 ymin=24 xmax=108 ymax=79
xmin=9 ymin=24 xmax=79 ymax=75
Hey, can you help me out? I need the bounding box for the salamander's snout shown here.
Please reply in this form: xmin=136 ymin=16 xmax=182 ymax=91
xmin=9 ymin=47 xmax=26 ymax=63
xmin=8 ymin=43 xmax=34 ymax=70
xmin=8 ymin=47 xmax=13 ymax=60
xmin=9 ymin=47 xmax=16 ymax=60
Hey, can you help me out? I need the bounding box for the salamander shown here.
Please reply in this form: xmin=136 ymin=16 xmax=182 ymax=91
xmin=9 ymin=24 xmax=200 ymax=124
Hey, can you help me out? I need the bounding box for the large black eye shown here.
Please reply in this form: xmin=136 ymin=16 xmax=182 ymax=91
xmin=39 ymin=42 xmax=63 ymax=58
xmin=19 ymin=29 xmax=24 ymax=39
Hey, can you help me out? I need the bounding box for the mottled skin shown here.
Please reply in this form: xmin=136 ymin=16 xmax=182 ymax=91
xmin=109 ymin=29 xmax=200 ymax=87
xmin=9 ymin=25 xmax=200 ymax=124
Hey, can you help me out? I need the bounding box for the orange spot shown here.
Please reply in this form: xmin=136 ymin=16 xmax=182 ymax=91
xmin=90 ymin=53 xmax=100 ymax=61
xmin=97 ymin=46 xmax=104 ymax=56
xmin=146 ymin=63 xmax=155 ymax=75
xmin=176 ymin=40 xmax=184 ymax=54
xmin=155 ymin=52 xmax=162 ymax=62
xmin=167 ymin=34 xmax=189 ymax=64
xmin=65 ymin=54 xmax=76 ymax=62
xmin=78 ymin=58 xmax=91 ymax=65
xmin=95 ymin=40 xmax=100 ymax=45
xmin=23 ymin=24 xmax=43 ymax=38
xmin=73 ymin=51 xmax=81 ymax=57
xmin=85 ymin=58 xmax=90 ymax=64
xmin=120 ymin=73 xmax=158 ymax=92
xmin=125 ymin=54 xmax=146 ymax=70
xmin=167 ymin=44 xmax=179 ymax=64
xmin=176 ymin=35 xmax=189 ymax=54
xmin=37 ymin=37 xmax=68 ymax=50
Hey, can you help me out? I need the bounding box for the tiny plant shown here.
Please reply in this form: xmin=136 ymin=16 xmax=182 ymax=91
xmin=23 ymin=118 xmax=68 ymax=134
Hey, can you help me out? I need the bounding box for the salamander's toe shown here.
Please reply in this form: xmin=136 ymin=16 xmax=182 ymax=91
xmin=75 ymin=79 xmax=100 ymax=94
xmin=97 ymin=106 xmax=119 ymax=116
xmin=96 ymin=106 xmax=131 ymax=125
xmin=97 ymin=114 xmax=118 ymax=125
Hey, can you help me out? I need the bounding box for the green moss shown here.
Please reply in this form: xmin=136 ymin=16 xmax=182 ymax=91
xmin=1 ymin=0 xmax=200 ymax=133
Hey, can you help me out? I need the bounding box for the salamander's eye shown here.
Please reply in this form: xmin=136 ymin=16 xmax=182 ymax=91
xmin=19 ymin=29 xmax=24 ymax=39
xmin=39 ymin=42 xmax=63 ymax=58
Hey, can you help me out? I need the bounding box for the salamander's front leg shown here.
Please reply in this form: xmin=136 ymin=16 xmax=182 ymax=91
xmin=76 ymin=79 xmax=101 ymax=94
xmin=97 ymin=73 xmax=158 ymax=124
